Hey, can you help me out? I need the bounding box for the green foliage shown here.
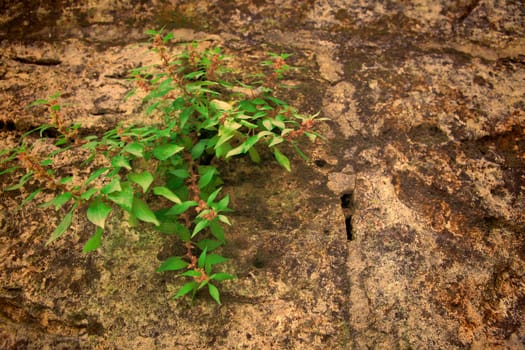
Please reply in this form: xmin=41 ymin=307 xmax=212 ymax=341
xmin=0 ymin=29 xmax=325 ymax=304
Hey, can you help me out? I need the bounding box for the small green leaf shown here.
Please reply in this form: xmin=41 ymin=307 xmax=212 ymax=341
xmin=209 ymin=220 xmax=225 ymax=242
xmin=129 ymin=172 xmax=154 ymax=192
xmin=155 ymin=221 xmax=178 ymax=234
xmin=107 ymin=182 xmax=134 ymax=212
xmin=59 ymin=176 xmax=74 ymax=184
xmin=166 ymin=201 xmax=198 ymax=215
xmin=292 ymin=142 xmax=309 ymax=161
xmin=83 ymin=227 xmax=103 ymax=253
xmin=214 ymin=142 xmax=232 ymax=158
xmin=87 ymin=198 xmax=112 ymax=228
xmin=111 ymin=156 xmax=131 ymax=170
xmin=123 ymin=142 xmax=144 ymax=157
xmin=0 ymin=165 xmax=19 ymax=176
xmin=21 ymin=189 xmax=42 ymax=207
xmin=168 ymin=168 xmax=190 ymax=179
xmin=157 ymin=256 xmax=189 ymax=272
xmin=40 ymin=158 xmax=53 ymax=166
xmin=195 ymin=239 xmax=223 ymax=251
xmin=100 ymin=177 xmax=121 ymax=195
xmin=198 ymin=166 xmax=216 ymax=189
xmin=191 ymin=139 xmax=207 ymax=159
xmin=218 ymin=214 xmax=232 ymax=226
xmin=198 ymin=247 xmax=208 ymax=268
xmin=163 ymin=31 xmax=174 ymax=43
xmin=248 ymin=147 xmax=261 ymax=163
xmin=46 ymin=206 xmax=76 ymax=246
xmin=208 ymin=283 xmax=221 ymax=304
xmin=211 ymin=272 xmax=236 ymax=281
xmin=225 ymin=144 xmax=244 ymax=158
xmin=192 ymin=219 xmax=209 ymax=238
xmin=41 ymin=192 xmax=72 ymax=211
xmin=153 ymin=144 xmax=184 ymax=160
xmin=132 ymin=197 xmax=160 ymax=226
xmin=252 ymin=97 xmax=267 ymax=105
xmin=272 ymin=119 xmax=286 ymax=129
xmin=274 ymin=148 xmax=291 ymax=172
xmin=239 ymin=100 xmax=257 ymax=113
xmin=153 ymin=186 xmax=182 ymax=204
xmin=215 ymin=131 xmax=235 ymax=148
xmin=174 ymin=223 xmax=191 ymax=242
xmin=216 ymin=195 xmax=230 ymax=211
xmin=4 ymin=172 xmax=33 ymax=191
xmin=262 ymin=119 xmax=273 ymax=130
xmin=179 ymin=106 xmax=194 ymax=130
xmin=173 ymin=282 xmax=198 ymax=299
xmin=181 ymin=270 xmax=202 ymax=277
xmin=85 ymin=167 xmax=108 ymax=186
xmin=28 ymin=98 xmax=49 ymax=107
xmin=206 ymin=187 xmax=222 ymax=205
xmin=268 ymin=136 xmax=284 ymax=147
xmin=206 ymin=254 xmax=228 ymax=266
xmin=81 ymin=187 xmax=98 ymax=201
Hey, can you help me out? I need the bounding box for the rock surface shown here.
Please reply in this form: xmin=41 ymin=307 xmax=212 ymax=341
xmin=0 ymin=1 xmax=524 ymax=349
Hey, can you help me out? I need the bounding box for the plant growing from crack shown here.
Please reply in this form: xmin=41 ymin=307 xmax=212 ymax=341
xmin=0 ymin=30 xmax=325 ymax=304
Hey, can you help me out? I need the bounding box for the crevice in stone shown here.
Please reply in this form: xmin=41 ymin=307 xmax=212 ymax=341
xmin=340 ymin=192 xmax=355 ymax=241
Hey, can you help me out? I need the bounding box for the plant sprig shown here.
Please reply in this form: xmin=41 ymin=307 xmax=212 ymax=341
xmin=0 ymin=29 xmax=326 ymax=304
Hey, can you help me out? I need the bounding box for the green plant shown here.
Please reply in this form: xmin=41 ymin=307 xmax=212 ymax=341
xmin=0 ymin=30 xmax=325 ymax=304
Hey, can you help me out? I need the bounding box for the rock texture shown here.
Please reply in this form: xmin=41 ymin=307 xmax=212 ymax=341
xmin=1 ymin=1 xmax=524 ymax=349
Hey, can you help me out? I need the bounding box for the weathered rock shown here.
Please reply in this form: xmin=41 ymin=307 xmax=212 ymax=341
xmin=0 ymin=1 xmax=523 ymax=349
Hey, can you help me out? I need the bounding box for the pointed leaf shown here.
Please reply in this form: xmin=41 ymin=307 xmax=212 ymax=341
xmin=129 ymin=172 xmax=154 ymax=192
xmin=166 ymin=201 xmax=198 ymax=215
xmin=192 ymin=219 xmax=209 ymax=238
xmin=173 ymin=282 xmax=198 ymax=299
xmin=153 ymin=186 xmax=182 ymax=204
xmin=208 ymin=283 xmax=221 ymax=304
xmin=107 ymin=182 xmax=134 ymax=212
xmin=168 ymin=168 xmax=190 ymax=179
xmin=218 ymin=214 xmax=232 ymax=226
xmin=157 ymin=256 xmax=189 ymax=272
xmin=206 ymin=254 xmax=228 ymax=266
xmin=85 ymin=167 xmax=108 ymax=186
xmin=274 ymin=148 xmax=291 ymax=172
xmin=206 ymin=187 xmax=222 ymax=205
xmin=83 ymin=227 xmax=103 ymax=253
xmin=195 ymin=239 xmax=223 ymax=251
xmin=40 ymin=192 xmax=72 ymax=211
xmin=100 ymin=177 xmax=121 ymax=195
xmin=179 ymin=106 xmax=194 ymax=130
xmin=87 ymin=198 xmax=112 ymax=228
xmin=198 ymin=247 xmax=208 ymax=268
xmin=209 ymin=220 xmax=225 ymax=242
xmin=123 ymin=142 xmax=144 ymax=157
xmin=225 ymin=144 xmax=244 ymax=158
xmin=181 ymin=270 xmax=202 ymax=277
xmin=191 ymin=140 xmax=207 ymax=159
xmin=21 ymin=189 xmax=42 ymax=207
xmin=262 ymin=119 xmax=273 ymax=130
xmin=216 ymin=195 xmax=230 ymax=211
xmin=81 ymin=187 xmax=98 ymax=201
xmin=248 ymin=147 xmax=260 ymax=163
xmin=198 ymin=167 xmax=215 ymax=189
xmin=211 ymin=272 xmax=236 ymax=281
xmin=46 ymin=207 xmax=76 ymax=246
xmin=132 ymin=197 xmax=160 ymax=226
xmin=111 ymin=156 xmax=131 ymax=170
xmin=153 ymin=144 xmax=184 ymax=160
xmin=268 ymin=136 xmax=284 ymax=147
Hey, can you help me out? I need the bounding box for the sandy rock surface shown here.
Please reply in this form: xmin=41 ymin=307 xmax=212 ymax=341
xmin=1 ymin=1 xmax=523 ymax=349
